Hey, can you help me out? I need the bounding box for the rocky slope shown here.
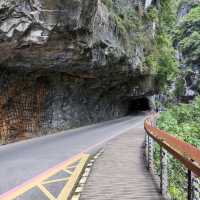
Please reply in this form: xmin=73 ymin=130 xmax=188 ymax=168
xmin=0 ymin=0 xmax=158 ymax=143
xmin=173 ymin=0 xmax=200 ymax=101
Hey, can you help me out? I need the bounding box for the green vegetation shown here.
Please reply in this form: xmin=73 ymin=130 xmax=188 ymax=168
xmin=144 ymin=7 xmax=159 ymax=22
xmin=101 ymin=0 xmax=143 ymax=45
xmin=157 ymin=97 xmax=200 ymax=147
xmin=154 ymin=97 xmax=200 ymax=199
xmin=171 ymin=3 xmax=200 ymax=99
xmin=153 ymin=3 xmax=200 ymax=199
xmin=144 ymin=0 xmax=179 ymax=90
xmin=174 ymin=78 xmax=185 ymax=97
xmin=173 ymin=5 xmax=200 ymax=65
xmin=101 ymin=0 xmax=155 ymax=73
xmin=101 ymin=0 xmax=113 ymax=10
xmin=145 ymin=36 xmax=177 ymax=78
xmin=101 ymin=0 xmax=179 ymax=87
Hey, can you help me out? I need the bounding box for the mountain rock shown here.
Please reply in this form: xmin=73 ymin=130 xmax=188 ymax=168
xmin=0 ymin=0 xmax=157 ymax=143
xmin=174 ymin=1 xmax=200 ymax=101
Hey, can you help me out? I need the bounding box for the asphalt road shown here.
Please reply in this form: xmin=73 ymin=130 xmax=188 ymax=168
xmin=0 ymin=114 xmax=145 ymax=195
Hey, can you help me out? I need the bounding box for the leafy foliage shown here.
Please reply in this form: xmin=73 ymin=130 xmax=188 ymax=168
xmin=159 ymin=0 xmax=178 ymax=32
xmin=157 ymin=97 xmax=200 ymax=147
xmin=101 ymin=0 xmax=113 ymax=10
xmin=144 ymin=0 xmax=180 ymax=91
xmin=155 ymin=97 xmax=200 ymax=199
xmin=101 ymin=0 xmax=179 ymax=89
xmin=173 ymin=5 xmax=200 ymax=65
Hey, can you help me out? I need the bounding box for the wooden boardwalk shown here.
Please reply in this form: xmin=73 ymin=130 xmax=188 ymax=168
xmin=81 ymin=124 xmax=164 ymax=200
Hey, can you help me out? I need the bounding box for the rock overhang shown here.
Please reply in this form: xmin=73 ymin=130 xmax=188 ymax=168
xmin=0 ymin=0 xmax=157 ymax=143
xmin=0 ymin=0 xmax=156 ymax=75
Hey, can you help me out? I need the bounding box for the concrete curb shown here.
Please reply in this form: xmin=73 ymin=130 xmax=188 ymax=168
xmin=71 ymin=149 xmax=104 ymax=200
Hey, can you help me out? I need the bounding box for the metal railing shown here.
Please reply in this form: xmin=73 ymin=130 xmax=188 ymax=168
xmin=144 ymin=116 xmax=200 ymax=200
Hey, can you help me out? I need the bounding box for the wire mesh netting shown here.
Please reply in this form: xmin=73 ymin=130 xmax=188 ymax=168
xmin=152 ymin=142 xmax=200 ymax=200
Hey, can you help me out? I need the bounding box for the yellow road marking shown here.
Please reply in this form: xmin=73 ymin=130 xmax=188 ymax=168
xmin=63 ymin=169 xmax=73 ymax=175
xmin=42 ymin=178 xmax=69 ymax=185
xmin=38 ymin=184 xmax=56 ymax=200
xmin=0 ymin=153 xmax=89 ymax=200
xmin=58 ymin=154 xmax=89 ymax=200
xmin=67 ymin=165 xmax=76 ymax=170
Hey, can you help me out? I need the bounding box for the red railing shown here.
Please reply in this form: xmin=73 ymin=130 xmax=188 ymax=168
xmin=144 ymin=117 xmax=200 ymax=200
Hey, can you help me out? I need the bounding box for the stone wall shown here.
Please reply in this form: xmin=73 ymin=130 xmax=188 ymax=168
xmin=0 ymin=70 xmax=154 ymax=143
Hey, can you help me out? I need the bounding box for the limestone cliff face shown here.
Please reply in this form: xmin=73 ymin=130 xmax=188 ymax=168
xmin=0 ymin=0 xmax=157 ymax=143
xmin=174 ymin=0 xmax=200 ymax=100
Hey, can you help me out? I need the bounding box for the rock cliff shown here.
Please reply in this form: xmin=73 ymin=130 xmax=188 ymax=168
xmin=173 ymin=0 xmax=200 ymax=101
xmin=0 ymin=0 xmax=157 ymax=143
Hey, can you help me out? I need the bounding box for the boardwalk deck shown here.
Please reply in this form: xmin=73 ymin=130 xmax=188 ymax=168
xmin=81 ymin=124 xmax=164 ymax=200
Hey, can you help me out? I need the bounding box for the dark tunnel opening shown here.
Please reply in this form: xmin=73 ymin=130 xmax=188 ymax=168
xmin=127 ymin=97 xmax=150 ymax=114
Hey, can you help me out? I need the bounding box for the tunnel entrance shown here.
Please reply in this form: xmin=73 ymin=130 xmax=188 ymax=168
xmin=127 ymin=97 xmax=150 ymax=114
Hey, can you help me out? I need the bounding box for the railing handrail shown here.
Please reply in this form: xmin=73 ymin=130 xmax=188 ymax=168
xmin=144 ymin=118 xmax=200 ymax=177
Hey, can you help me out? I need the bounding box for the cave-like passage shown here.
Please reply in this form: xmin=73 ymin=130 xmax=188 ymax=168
xmin=126 ymin=97 xmax=150 ymax=114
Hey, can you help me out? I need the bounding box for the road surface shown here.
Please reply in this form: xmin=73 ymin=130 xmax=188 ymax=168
xmin=0 ymin=114 xmax=145 ymax=195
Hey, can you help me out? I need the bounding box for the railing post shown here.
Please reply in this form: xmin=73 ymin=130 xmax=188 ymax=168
xmin=147 ymin=135 xmax=154 ymax=170
xmin=188 ymin=170 xmax=192 ymax=200
xmin=145 ymin=133 xmax=148 ymax=166
xmin=160 ymin=147 xmax=168 ymax=195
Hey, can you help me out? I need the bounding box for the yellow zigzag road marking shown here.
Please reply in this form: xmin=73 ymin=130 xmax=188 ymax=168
xmin=58 ymin=155 xmax=89 ymax=199
xmin=63 ymin=169 xmax=73 ymax=175
xmin=38 ymin=184 xmax=56 ymax=200
xmin=42 ymin=178 xmax=69 ymax=185
xmin=1 ymin=153 xmax=89 ymax=200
